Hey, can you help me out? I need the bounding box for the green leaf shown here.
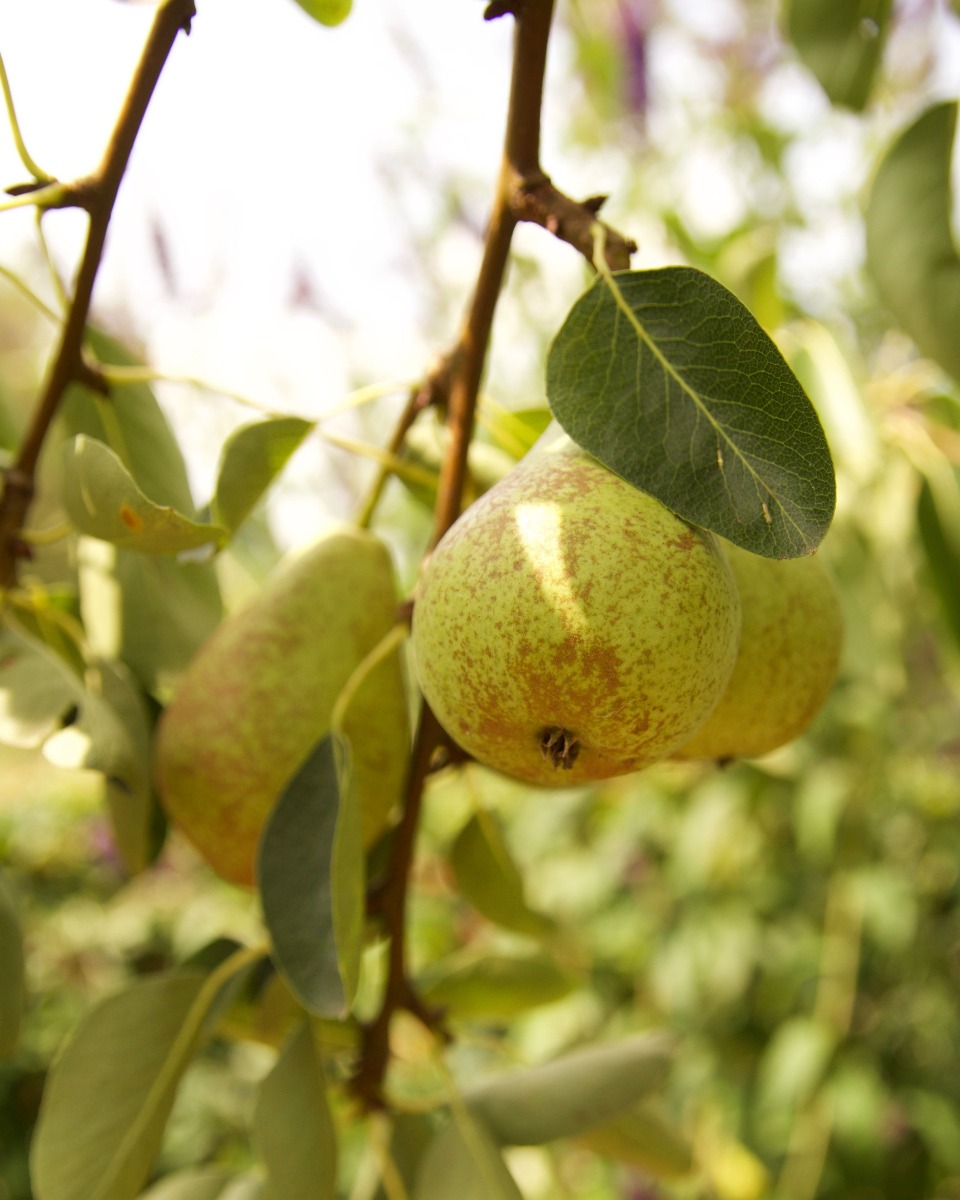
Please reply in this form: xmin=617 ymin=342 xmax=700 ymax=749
xmin=61 ymin=436 xmax=224 ymax=553
xmin=414 ymin=1117 xmax=523 ymax=1200
xmin=918 ymin=473 xmax=960 ymax=652
xmin=420 ymin=954 xmax=575 ymax=1020
xmin=0 ymin=621 xmax=78 ymax=748
xmin=372 ymin=1113 xmax=439 ymax=1200
xmin=0 ymin=617 xmax=156 ymax=874
xmin=212 ymin=417 xmax=314 ymax=536
xmin=258 ymin=735 xmax=364 ymax=1018
xmin=0 ymin=872 xmax=25 ymax=1058
xmin=253 ymin=1023 xmax=336 ymax=1200
xmin=31 ymin=972 xmax=217 ymax=1200
xmin=139 ymin=1169 xmax=265 ymax=1200
xmin=62 ymin=329 xmax=198 ymax=518
xmin=66 ymin=659 xmax=157 ymax=875
xmin=464 ymin=1032 xmax=674 ymax=1145
xmin=785 ymin=0 xmax=891 ymax=110
xmin=576 ymin=1102 xmax=694 ymax=1179
xmin=77 ymin=537 xmax=223 ymax=698
xmin=865 ymin=102 xmax=960 ymax=384
xmin=290 ymin=0 xmax=352 ymax=26
xmin=546 ymin=267 xmax=835 ymax=558
xmin=449 ymin=813 xmax=554 ymax=938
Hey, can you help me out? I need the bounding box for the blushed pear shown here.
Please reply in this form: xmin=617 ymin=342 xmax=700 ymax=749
xmin=412 ymin=442 xmax=741 ymax=786
xmin=154 ymin=525 xmax=409 ymax=886
xmin=673 ymin=541 xmax=843 ymax=761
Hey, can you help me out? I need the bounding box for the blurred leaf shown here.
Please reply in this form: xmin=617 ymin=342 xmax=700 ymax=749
xmin=253 ymin=1023 xmax=336 ymax=1200
xmin=61 ymin=436 xmax=223 ymax=553
xmin=917 ymin=474 xmax=960 ymax=652
xmin=62 ymin=329 xmax=198 ymax=517
xmin=0 ymin=620 xmax=78 ymax=748
xmin=69 ymin=659 xmax=156 ymax=874
xmin=449 ymin=813 xmax=554 ymax=938
xmin=0 ymin=616 xmax=156 ymax=873
xmin=414 ymin=1116 xmax=522 ymax=1200
xmin=400 ymin=416 xmax=514 ymax=509
xmin=258 ymin=735 xmax=363 ymax=1018
xmin=576 ymin=1102 xmax=694 ymax=1179
xmin=546 ymin=267 xmax=835 ymax=557
xmin=420 ymin=954 xmax=575 ymax=1020
xmin=290 ymin=0 xmax=352 ymax=26
xmin=477 ymin=401 xmax=553 ymax=460
xmin=211 ymin=417 xmax=314 ymax=536
xmin=139 ymin=1169 xmax=265 ymax=1200
xmin=464 ymin=1032 xmax=674 ymax=1145
xmin=865 ymin=102 xmax=960 ymax=384
xmin=785 ymin=0 xmax=892 ymax=110
xmin=77 ymin=537 xmax=223 ymax=698
xmin=31 ymin=972 xmax=219 ymax=1200
xmin=0 ymin=872 xmax=25 ymax=1058
xmin=755 ymin=1015 xmax=836 ymax=1135
xmin=372 ymin=1113 xmax=439 ymax=1200
xmin=705 ymin=1140 xmax=771 ymax=1200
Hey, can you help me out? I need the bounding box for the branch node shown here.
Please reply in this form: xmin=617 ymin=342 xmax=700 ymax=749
xmin=484 ymin=0 xmax=520 ymax=19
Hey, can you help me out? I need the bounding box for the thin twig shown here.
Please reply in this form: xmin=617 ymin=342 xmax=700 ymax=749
xmin=0 ymin=0 xmax=196 ymax=587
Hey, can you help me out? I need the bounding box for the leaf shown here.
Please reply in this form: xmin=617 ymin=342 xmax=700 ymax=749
xmin=865 ymin=102 xmax=960 ymax=385
xmin=0 ymin=621 xmax=78 ymax=748
xmin=0 ymin=872 xmax=25 ymax=1058
xmin=253 ymin=1023 xmax=336 ymax=1200
xmin=785 ymin=0 xmax=892 ymax=110
xmin=918 ymin=474 xmax=960 ymax=652
xmin=258 ymin=735 xmax=364 ymax=1018
xmin=576 ymin=1102 xmax=694 ymax=1179
xmin=372 ymin=1113 xmax=439 ymax=1200
xmin=77 ymin=536 xmax=223 ymax=698
xmin=449 ymin=813 xmax=554 ymax=938
xmin=291 ymin=0 xmax=352 ymax=26
xmin=61 ymin=436 xmax=224 ymax=553
xmin=62 ymin=329 xmax=199 ymax=518
xmin=67 ymin=659 xmax=157 ymax=874
xmin=414 ymin=1117 xmax=523 ymax=1200
xmin=31 ymin=972 xmax=223 ymax=1200
xmin=139 ymin=1169 xmax=265 ymax=1200
xmin=212 ymin=417 xmax=314 ymax=535
xmin=420 ymin=954 xmax=575 ymax=1020
xmin=464 ymin=1032 xmax=674 ymax=1146
xmin=546 ymin=267 xmax=835 ymax=558
xmin=0 ymin=617 xmax=156 ymax=874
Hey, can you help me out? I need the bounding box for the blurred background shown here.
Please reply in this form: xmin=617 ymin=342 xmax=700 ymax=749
xmin=2 ymin=1 xmax=960 ymax=1198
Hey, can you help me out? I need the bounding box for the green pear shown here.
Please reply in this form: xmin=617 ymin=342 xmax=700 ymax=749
xmin=673 ymin=542 xmax=843 ymax=761
xmin=411 ymin=443 xmax=741 ymax=786
xmin=153 ymin=525 xmax=409 ymax=886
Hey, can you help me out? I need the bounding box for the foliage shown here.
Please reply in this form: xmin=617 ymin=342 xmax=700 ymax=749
xmin=1 ymin=1 xmax=960 ymax=1199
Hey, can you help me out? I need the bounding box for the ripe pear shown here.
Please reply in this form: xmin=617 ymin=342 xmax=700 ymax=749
xmin=673 ymin=542 xmax=843 ymax=761
xmin=411 ymin=443 xmax=741 ymax=786
xmin=153 ymin=526 xmax=409 ymax=886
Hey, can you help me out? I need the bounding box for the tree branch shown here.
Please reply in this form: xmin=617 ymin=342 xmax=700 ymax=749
xmin=0 ymin=0 xmax=196 ymax=587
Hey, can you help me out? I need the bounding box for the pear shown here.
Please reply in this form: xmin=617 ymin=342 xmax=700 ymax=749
xmin=153 ymin=526 xmax=409 ymax=886
xmin=411 ymin=443 xmax=741 ymax=786
xmin=673 ymin=542 xmax=843 ymax=761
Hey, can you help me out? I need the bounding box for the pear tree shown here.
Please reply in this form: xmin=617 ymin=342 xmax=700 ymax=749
xmin=1 ymin=2 xmax=960 ymax=1199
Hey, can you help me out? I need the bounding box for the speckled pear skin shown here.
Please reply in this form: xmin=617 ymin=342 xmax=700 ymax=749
xmin=412 ymin=445 xmax=742 ymax=786
xmin=154 ymin=526 xmax=409 ymax=887
xmin=673 ymin=542 xmax=843 ymax=761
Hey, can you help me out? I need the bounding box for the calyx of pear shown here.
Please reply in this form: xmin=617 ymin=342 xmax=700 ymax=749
xmin=412 ymin=441 xmax=742 ymax=786
xmin=153 ymin=525 xmax=409 ymax=887
xmin=672 ymin=540 xmax=843 ymax=761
